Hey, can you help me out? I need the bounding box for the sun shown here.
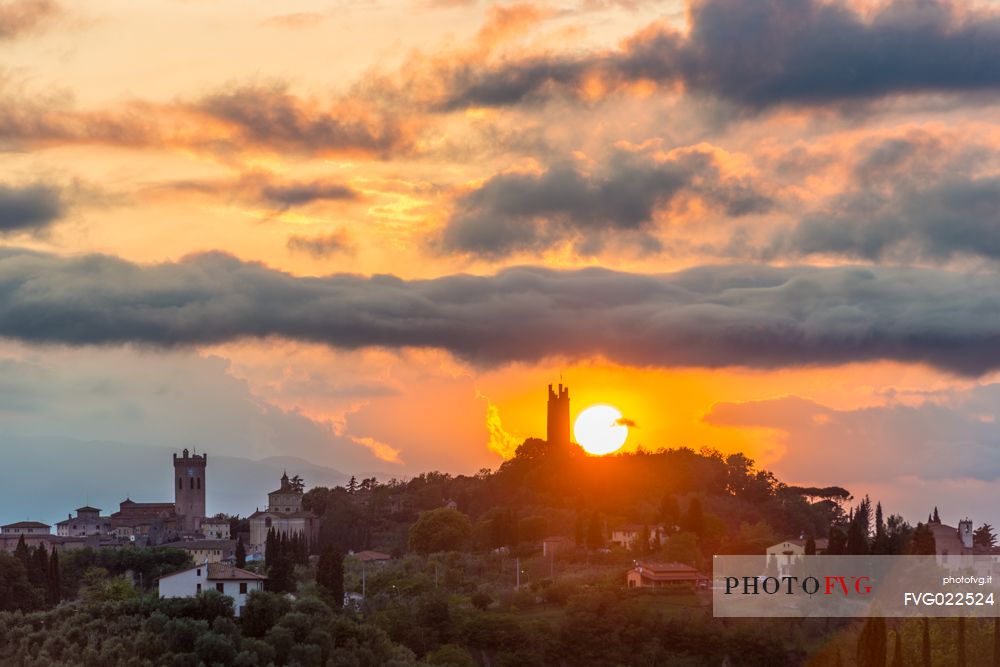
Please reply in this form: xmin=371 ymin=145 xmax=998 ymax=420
xmin=574 ymin=404 xmax=629 ymax=455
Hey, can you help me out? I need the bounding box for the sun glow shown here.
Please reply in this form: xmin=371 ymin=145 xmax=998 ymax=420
xmin=574 ymin=404 xmax=628 ymax=455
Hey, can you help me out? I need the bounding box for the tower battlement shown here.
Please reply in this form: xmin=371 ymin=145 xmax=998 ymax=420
xmin=547 ymin=383 xmax=571 ymax=449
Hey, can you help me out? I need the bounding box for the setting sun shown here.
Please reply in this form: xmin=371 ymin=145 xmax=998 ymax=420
xmin=574 ymin=404 xmax=629 ymax=455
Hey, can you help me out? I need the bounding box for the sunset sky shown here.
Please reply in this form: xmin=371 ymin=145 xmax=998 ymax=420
xmin=1 ymin=0 xmax=999 ymax=525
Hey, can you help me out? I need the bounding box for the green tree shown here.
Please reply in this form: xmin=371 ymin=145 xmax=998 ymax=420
xmin=195 ymin=632 xmax=237 ymax=665
xmin=408 ymin=508 xmax=472 ymax=554
xmin=267 ymin=546 xmax=294 ymax=594
xmin=683 ymin=497 xmax=704 ymax=536
xmin=46 ymin=547 xmax=61 ymax=606
xmin=974 ymin=523 xmax=997 ymax=550
xmin=13 ymin=534 xmax=30 ymax=568
xmin=316 ymin=548 xmax=344 ymax=604
xmin=911 ymin=523 xmax=937 ymax=555
xmin=0 ymin=550 xmax=36 ymax=611
xmin=922 ymin=618 xmax=931 ymax=667
xmin=993 ymin=616 xmax=999 ymax=667
xmin=29 ymin=543 xmax=49 ymax=589
xmin=957 ymin=616 xmax=966 ymax=667
xmin=660 ymin=493 xmax=680 ymax=524
xmin=857 ymin=616 xmax=887 ymax=667
xmin=890 ymin=630 xmax=903 ymax=667
xmin=235 ymin=537 xmax=246 ymax=568
xmin=805 ymin=534 xmax=817 ymax=555
xmin=827 ymin=525 xmax=847 ymax=555
xmin=240 ymin=591 xmax=291 ymax=638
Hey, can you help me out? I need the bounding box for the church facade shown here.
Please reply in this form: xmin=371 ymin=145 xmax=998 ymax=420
xmin=248 ymin=472 xmax=318 ymax=557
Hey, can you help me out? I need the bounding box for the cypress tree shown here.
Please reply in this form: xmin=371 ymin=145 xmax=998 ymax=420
xmin=993 ymin=617 xmax=999 ymax=667
xmin=857 ymin=616 xmax=887 ymax=667
xmin=586 ymin=512 xmax=603 ymax=550
xmin=922 ymin=617 xmax=931 ymax=667
xmin=46 ymin=548 xmax=61 ymax=606
xmin=805 ymin=534 xmax=817 ymax=555
xmin=235 ymin=537 xmax=246 ymax=568
xmin=316 ymin=548 xmax=344 ymax=604
xmin=890 ymin=630 xmax=903 ymax=667
xmin=29 ymin=544 xmax=48 ymax=589
xmin=14 ymin=534 xmax=30 ymax=567
xmin=957 ymin=617 xmax=966 ymax=667
xmin=265 ymin=528 xmax=276 ymax=568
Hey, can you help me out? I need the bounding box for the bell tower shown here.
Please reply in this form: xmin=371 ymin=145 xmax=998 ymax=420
xmin=547 ymin=383 xmax=571 ymax=449
xmin=173 ymin=448 xmax=207 ymax=532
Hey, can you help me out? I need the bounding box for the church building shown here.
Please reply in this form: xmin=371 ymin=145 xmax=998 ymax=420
xmin=248 ymin=472 xmax=318 ymax=557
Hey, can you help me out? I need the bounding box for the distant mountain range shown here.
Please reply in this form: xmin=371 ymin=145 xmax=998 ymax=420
xmin=0 ymin=436 xmax=359 ymax=526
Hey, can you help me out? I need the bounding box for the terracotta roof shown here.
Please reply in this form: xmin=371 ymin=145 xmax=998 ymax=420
xmin=630 ymin=562 xmax=705 ymax=581
xmin=161 ymin=540 xmax=236 ymax=551
xmin=76 ymin=506 xmax=102 ymax=513
xmin=2 ymin=521 xmax=50 ymax=529
xmin=543 ymin=536 xmax=575 ymax=544
xmin=354 ymin=550 xmax=391 ymax=562
xmin=207 ymin=563 xmax=267 ymax=581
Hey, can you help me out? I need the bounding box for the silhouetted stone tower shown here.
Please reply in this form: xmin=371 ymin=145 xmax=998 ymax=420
xmin=173 ymin=448 xmax=207 ymax=532
xmin=547 ymin=383 xmax=571 ymax=449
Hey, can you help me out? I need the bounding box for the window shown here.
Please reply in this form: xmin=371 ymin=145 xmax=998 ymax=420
xmin=196 ymin=583 xmax=201 ymax=593
xmin=239 ymin=583 xmax=248 ymax=594
xmin=196 ymin=569 xmax=201 ymax=576
xmin=190 ymin=477 xmax=194 ymax=489
xmin=265 ymin=517 xmax=272 ymax=528
xmin=216 ymin=583 xmax=224 ymax=593
xmin=197 ymin=477 xmax=201 ymax=490
xmin=178 ymin=477 xmax=183 ymax=489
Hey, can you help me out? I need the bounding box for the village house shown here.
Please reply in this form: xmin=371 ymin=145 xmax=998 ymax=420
xmin=158 ymin=563 xmax=266 ymax=617
xmin=626 ymin=562 xmax=707 ymax=589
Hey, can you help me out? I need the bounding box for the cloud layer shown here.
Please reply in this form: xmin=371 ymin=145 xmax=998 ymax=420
xmin=442 ymin=0 xmax=1000 ymax=110
xmin=0 ymin=182 xmax=65 ymax=233
xmin=441 ymin=148 xmax=770 ymax=257
xmin=3 ymin=248 xmax=1000 ymax=375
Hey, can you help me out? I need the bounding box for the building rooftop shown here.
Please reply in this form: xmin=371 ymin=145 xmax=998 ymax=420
xmin=161 ymin=540 xmax=236 ymax=551
xmin=248 ymin=509 xmax=315 ymax=519
xmin=159 ymin=562 xmax=267 ymax=583
xmin=2 ymin=521 xmax=51 ymax=529
xmin=76 ymin=506 xmax=102 ymax=513
xmin=353 ymin=550 xmax=392 ymax=562
xmin=207 ymin=563 xmax=267 ymax=581
xmin=630 ymin=562 xmax=706 ymax=581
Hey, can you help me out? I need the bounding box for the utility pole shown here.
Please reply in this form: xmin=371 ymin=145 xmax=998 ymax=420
xmin=515 ymin=557 xmax=520 ymax=590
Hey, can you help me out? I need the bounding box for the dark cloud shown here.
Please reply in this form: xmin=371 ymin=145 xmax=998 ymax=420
xmin=287 ymin=231 xmax=354 ymax=257
xmin=4 ymin=249 xmax=1000 ymax=375
xmin=767 ymin=134 xmax=1000 ymax=262
xmin=440 ymin=149 xmax=770 ymax=258
xmin=441 ymin=0 xmax=1000 ymax=109
xmin=195 ymin=84 xmax=408 ymax=156
xmin=0 ymin=182 xmax=65 ymax=233
xmin=0 ymin=81 xmax=408 ymax=157
xmin=0 ymin=0 xmax=59 ymax=40
xmin=261 ymin=180 xmax=356 ymax=208
xmin=155 ymin=172 xmax=357 ymax=210
xmin=775 ymin=176 xmax=1000 ymax=261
